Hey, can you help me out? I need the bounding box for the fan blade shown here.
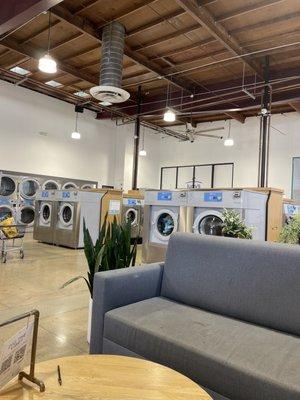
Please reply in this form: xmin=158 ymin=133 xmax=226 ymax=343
xmin=193 ymin=127 xmax=225 ymax=134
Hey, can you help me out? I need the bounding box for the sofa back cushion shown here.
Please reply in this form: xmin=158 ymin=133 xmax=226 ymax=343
xmin=161 ymin=233 xmax=300 ymax=336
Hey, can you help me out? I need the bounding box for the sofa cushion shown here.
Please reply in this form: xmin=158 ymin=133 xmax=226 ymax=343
xmin=104 ymin=297 xmax=300 ymax=400
xmin=161 ymin=233 xmax=300 ymax=336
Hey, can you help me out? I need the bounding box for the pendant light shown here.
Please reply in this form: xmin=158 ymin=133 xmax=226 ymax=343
xmin=139 ymin=126 xmax=147 ymax=156
xmin=71 ymin=112 xmax=81 ymax=140
xmin=38 ymin=11 xmax=57 ymax=74
xmin=224 ymin=120 xmax=234 ymax=146
xmin=163 ymin=83 xmax=176 ymax=122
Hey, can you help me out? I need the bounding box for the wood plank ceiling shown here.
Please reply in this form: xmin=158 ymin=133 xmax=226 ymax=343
xmin=0 ymin=0 xmax=299 ymax=134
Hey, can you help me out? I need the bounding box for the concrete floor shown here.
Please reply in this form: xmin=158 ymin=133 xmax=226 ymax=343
xmin=0 ymin=236 xmax=142 ymax=362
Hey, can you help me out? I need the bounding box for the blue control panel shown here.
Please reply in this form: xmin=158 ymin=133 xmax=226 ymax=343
xmin=204 ymin=192 xmax=222 ymax=202
xmin=41 ymin=191 xmax=49 ymax=198
xmin=62 ymin=191 xmax=71 ymax=199
xmin=127 ymin=199 xmax=137 ymax=205
xmin=157 ymin=191 xmax=172 ymax=201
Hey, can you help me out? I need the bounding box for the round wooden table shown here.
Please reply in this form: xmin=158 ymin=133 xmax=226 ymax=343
xmin=0 ymin=355 xmax=212 ymax=399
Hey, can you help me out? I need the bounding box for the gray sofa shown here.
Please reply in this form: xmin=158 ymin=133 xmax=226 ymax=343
xmin=90 ymin=233 xmax=300 ymax=400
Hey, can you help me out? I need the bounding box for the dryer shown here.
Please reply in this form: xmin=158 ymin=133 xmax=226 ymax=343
xmin=142 ymin=190 xmax=187 ymax=263
xmin=33 ymin=189 xmax=57 ymax=244
xmin=122 ymin=192 xmax=144 ymax=242
xmin=0 ymin=174 xmax=18 ymax=203
xmin=62 ymin=182 xmax=78 ymax=190
xmin=19 ymin=177 xmax=40 ymax=200
xmin=17 ymin=198 xmax=36 ymax=229
xmin=42 ymin=179 xmax=61 ymax=190
xmin=54 ymin=190 xmax=104 ymax=249
xmin=0 ymin=198 xmax=17 ymax=222
xmin=186 ymin=189 xmax=268 ymax=241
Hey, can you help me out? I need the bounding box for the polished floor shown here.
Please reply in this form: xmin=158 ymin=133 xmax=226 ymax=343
xmin=0 ymin=236 xmax=141 ymax=362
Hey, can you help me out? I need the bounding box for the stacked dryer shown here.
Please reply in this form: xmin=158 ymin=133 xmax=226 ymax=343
xmin=142 ymin=190 xmax=187 ymax=263
xmin=0 ymin=173 xmax=18 ymax=221
xmin=17 ymin=176 xmax=41 ymax=229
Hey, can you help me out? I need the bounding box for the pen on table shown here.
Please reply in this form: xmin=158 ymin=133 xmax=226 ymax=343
xmin=57 ymin=365 xmax=62 ymax=386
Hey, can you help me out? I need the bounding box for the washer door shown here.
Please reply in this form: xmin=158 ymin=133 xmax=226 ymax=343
xmin=81 ymin=184 xmax=94 ymax=189
xmin=194 ymin=210 xmax=223 ymax=236
xmin=62 ymin=182 xmax=77 ymax=190
xmin=40 ymin=203 xmax=51 ymax=225
xmin=153 ymin=209 xmax=178 ymax=241
xmin=19 ymin=206 xmax=35 ymax=226
xmin=59 ymin=203 xmax=73 ymax=227
xmin=0 ymin=176 xmax=16 ymax=197
xmin=125 ymin=208 xmax=138 ymax=226
xmin=0 ymin=206 xmax=14 ymax=221
xmin=20 ymin=178 xmax=40 ymax=199
xmin=43 ymin=180 xmax=59 ymax=190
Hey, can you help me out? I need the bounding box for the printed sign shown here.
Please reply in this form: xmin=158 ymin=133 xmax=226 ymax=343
xmin=62 ymin=191 xmax=70 ymax=199
xmin=204 ymin=192 xmax=223 ymax=202
xmin=109 ymin=200 xmax=121 ymax=215
xmin=0 ymin=321 xmax=34 ymax=389
xmin=41 ymin=191 xmax=49 ymax=198
xmin=157 ymin=192 xmax=172 ymax=201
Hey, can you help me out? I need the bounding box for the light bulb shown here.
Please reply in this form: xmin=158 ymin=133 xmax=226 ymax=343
xmin=224 ymin=138 xmax=234 ymax=146
xmin=99 ymin=101 xmax=112 ymax=106
xmin=71 ymin=131 xmax=81 ymax=140
xmin=38 ymin=54 xmax=57 ymax=73
xmin=163 ymin=109 xmax=176 ymax=122
xmin=139 ymin=149 xmax=147 ymax=156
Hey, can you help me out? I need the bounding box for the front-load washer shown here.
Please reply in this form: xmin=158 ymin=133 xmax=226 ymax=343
xmin=42 ymin=179 xmax=60 ymax=190
xmin=0 ymin=174 xmax=18 ymax=203
xmin=19 ymin=177 xmax=40 ymax=200
xmin=53 ymin=190 xmax=104 ymax=249
xmin=186 ymin=189 xmax=268 ymax=241
xmin=122 ymin=192 xmax=144 ymax=242
xmin=62 ymin=182 xmax=78 ymax=190
xmin=33 ymin=189 xmax=57 ymax=244
xmin=142 ymin=190 xmax=187 ymax=263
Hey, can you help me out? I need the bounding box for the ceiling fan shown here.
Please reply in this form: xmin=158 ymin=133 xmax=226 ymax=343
xmin=173 ymin=122 xmax=225 ymax=142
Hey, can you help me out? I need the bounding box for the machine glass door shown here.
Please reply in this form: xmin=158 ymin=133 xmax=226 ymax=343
xmin=19 ymin=206 xmax=35 ymax=225
xmin=0 ymin=176 xmax=16 ymax=196
xmin=0 ymin=206 xmax=13 ymax=221
xmin=155 ymin=210 xmax=178 ymax=241
xmin=40 ymin=203 xmax=51 ymax=225
xmin=20 ymin=179 xmax=40 ymax=199
xmin=194 ymin=211 xmax=223 ymax=236
xmin=125 ymin=208 xmax=138 ymax=226
xmin=62 ymin=182 xmax=77 ymax=190
xmin=43 ymin=180 xmax=59 ymax=190
xmin=59 ymin=203 xmax=73 ymax=227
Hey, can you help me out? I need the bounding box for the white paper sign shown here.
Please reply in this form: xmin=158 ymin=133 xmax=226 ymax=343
xmin=0 ymin=321 xmax=34 ymax=389
xmin=108 ymin=200 xmax=121 ymax=215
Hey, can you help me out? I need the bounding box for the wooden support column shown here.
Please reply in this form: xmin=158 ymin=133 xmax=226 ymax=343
xmin=132 ymin=85 xmax=142 ymax=190
xmin=258 ymin=56 xmax=271 ymax=187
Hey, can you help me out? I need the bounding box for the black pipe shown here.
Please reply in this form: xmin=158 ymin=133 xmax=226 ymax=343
xmin=132 ymin=85 xmax=142 ymax=190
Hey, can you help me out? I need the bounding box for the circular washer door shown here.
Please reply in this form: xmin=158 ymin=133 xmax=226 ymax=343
xmin=20 ymin=179 xmax=40 ymax=199
xmin=0 ymin=206 xmax=14 ymax=221
xmin=81 ymin=184 xmax=94 ymax=189
xmin=153 ymin=209 xmax=178 ymax=241
xmin=43 ymin=180 xmax=59 ymax=190
xmin=40 ymin=203 xmax=51 ymax=225
xmin=194 ymin=211 xmax=223 ymax=236
xmin=125 ymin=208 xmax=138 ymax=226
xmin=59 ymin=203 xmax=73 ymax=227
xmin=0 ymin=176 xmax=16 ymax=197
xmin=19 ymin=206 xmax=35 ymax=226
xmin=62 ymin=182 xmax=77 ymax=190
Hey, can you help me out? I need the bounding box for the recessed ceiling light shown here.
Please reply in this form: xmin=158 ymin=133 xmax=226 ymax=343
xmin=99 ymin=101 xmax=112 ymax=106
xmin=10 ymin=66 xmax=30 ymax=76
xmin=74 ymin=91 xmax=90 ymax=98
xmin=45 ymin=80 xmax=62 ymax=88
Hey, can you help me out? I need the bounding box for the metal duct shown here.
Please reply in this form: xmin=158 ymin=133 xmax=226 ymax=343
xmin=90 ymin=22 xmax=130 ymax=104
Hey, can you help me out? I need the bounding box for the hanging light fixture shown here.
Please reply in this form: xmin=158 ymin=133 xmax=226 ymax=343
xmin=139 ymin=126 xmax=147 ymax=156
xmin=224 ymin=120 xmax=234 ymax=146
xmin=38 ymin=11 xmax=57 ymax=73
xmin=163 ymin=83 xmax=176 ymax=122
xmin=71 ymin=112 xmax=81 ymax=140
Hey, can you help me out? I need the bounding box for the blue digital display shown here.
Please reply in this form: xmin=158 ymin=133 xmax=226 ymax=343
xmin=204 ymin=192 xmax=222 ymax=202
xmin=128 ymin=199 xmax=137 ymax=205
xmin=42 ymin=191 xmax=49 ymax=198
xmin=62 ymin=191 xmax=70 ymax=199
xmin=158 ymin=191 xmax=172 ymax=201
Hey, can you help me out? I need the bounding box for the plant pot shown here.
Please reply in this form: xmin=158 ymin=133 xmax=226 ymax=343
xmin=87 ymin=297 xmax=93 ymax=344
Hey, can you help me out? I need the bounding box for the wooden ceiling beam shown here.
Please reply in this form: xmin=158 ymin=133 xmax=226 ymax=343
xmin=74 ymin=0 xmax=102 ymax=15
xmin=132 ymin=24 xmax=200 ymax=52
xmin=50 ymin=32 xmax=84 ymax=51
xmin=290 ymin=101 xmax=300 ymax=113
xmin=21 ymin=20 xmax=61 ymax=44
xmin=175 ymin=0 xmax=263 ymax=77
xmin=3 ymin=56 xmax=30 ymax=69
xmin=51 ymin=4 xmax=194 ymax=92
xmin=127 ymin=9 xmax=185 ymax=38
xmin=225 ymin=111 xmax=246 ymax=123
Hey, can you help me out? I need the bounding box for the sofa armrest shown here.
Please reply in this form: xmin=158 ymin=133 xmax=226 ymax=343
xmin=89 ymin=262 xmax=164 ymax=354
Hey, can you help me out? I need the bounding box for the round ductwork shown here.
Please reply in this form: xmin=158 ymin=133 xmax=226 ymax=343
xmin=90 ymin=22 xmax=130 ymax=103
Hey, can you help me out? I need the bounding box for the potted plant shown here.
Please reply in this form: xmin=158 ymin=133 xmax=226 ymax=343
xmin=62 ymin=216 xmax=138 ymax=341
xmin=279 ymin=215 xmax=300 ymax=244
xmin=222 ymin=209 xmax=252 ymax=239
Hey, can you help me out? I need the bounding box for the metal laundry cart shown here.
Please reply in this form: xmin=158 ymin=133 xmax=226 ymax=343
xmin=0 ymin=223 xmax=27 ymax=263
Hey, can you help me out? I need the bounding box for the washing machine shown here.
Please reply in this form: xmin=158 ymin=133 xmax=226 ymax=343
xmin=42 ymin=179 xmax=61 ymax=190
xmin=142 ymin=190 xmax=187 ymax=263
xmin=0 ymin=174 xmax=18 ymax=203
xmin=54 ymin=190 xmax=104 ymax=249
xmin=33 ymin=189 xmax=57 ymax=244
xmin=122 ymin=192 xmax=144 ymax=242
xmin=19 ymin=177 xmax=40 ymax=200
xmin=186 ymin=189 xmax=268 ymax=241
